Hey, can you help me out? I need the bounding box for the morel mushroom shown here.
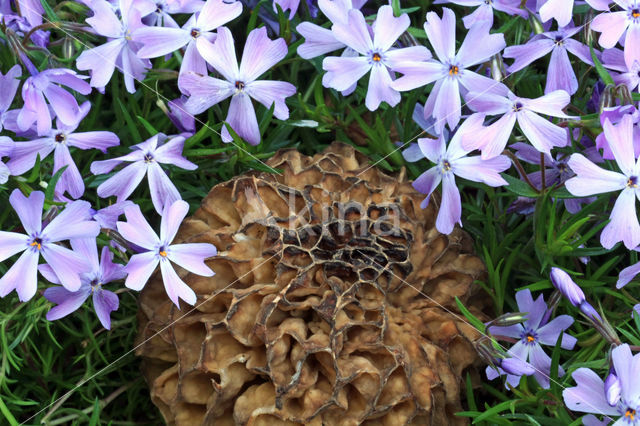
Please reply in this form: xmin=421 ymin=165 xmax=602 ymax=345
xmin=136 ymin=143 xmax=489 ymax=425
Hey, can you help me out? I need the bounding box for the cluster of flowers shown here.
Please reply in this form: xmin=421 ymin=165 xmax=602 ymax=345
xmin=1 ymin=0 xmax=640 ymax=423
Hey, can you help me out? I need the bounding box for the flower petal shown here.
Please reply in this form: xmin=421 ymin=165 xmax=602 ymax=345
xmin=240 ymin=27 xmax=288 ymax=82
xmin=517 ymin=110 xmax=568 ymax=155
xmin=601 ymin=188 xmax=640 ymax=249
xmin=0 ymin=250 xmax=39 ymax=301
xmin=565 ymin=154 xmax=627 ymax=196
xmin=124 ymin=251 xmax=159 ymax=291
xmin=76 ymin=39 xmax=124 ymax=90
xmin=222 ymin=93 xmax=260 ymax=146
xmin=547 ymin=47 xmax=578 ymax=95
xmin=591 ymin=11 xmax=628 ymax=49
xmin=456 ymin=24 xmax=506 ymax=68
xmin=245 ymin=80 xmax=296 ymax=120
xmin=9 ymin=189 xmax=43 ymax=235
xmin=603 ymin=115 xmax=635 ymax=176
xmin=365 ymin=65 xmax=400 ymax=111
xmin=504 ymin=39 xmax=555 ymax=73
xmin=160 ymin=259 xmax=197 ymax=307
xmin=134 ymin=26 xmax=191 ymax=58
xmin=617 ymin=260 xmax=640 ymax=288
xmin=167 ymin=243 xmax=217 ymax=276
xmin=196 ymin=0 xmax=242 ymax=32
xmin=96 ymin=161 xmax=147 ymax=202
xmin=148 ymin=162 xmax=181 ymax=214
xmin=322 ymin=56 xmax=371 ymax=91
xmin=372 ymin=5 xmax=409 ymax=52
xmin=93 ymin=289 xmax=119 ymax=329
xmin=182 ymin=73 xmax=234 ymax=114
xmin=436 ymin=173 xmax=461 ymax=234
xmin=424 ymin=8 xmax=456 ymax=62
xmin=536 ymin=315 xmax=575 ymax=346
xmin=0 ymin=232 xmax=28 ymax=262
xmin=41 ymin=244 xmax=89 ymax=292
xmin=118 ymin=204 xmax=161 ymax=250
xmin=160 ymin=200 xmax=189 ymax=244
xmin=44 ymin=285 xmax=91 ymax=321
xmin=196 ymin=28 xmax=239 ymax=81
xmin=563 ymin=368 xmax=619 ymax=415
xmin=331 ymin=9 xmax=372 ymax=55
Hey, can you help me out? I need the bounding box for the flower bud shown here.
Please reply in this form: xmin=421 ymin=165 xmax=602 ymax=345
xmin=604 ymin=370 xmax=621 ymax=406
xmin=550 ymin=267 xmax=585 ymax=307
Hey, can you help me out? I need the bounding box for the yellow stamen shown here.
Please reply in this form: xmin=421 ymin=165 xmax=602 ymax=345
xmin=634 ymin=11 xmax=640 ymax=18
xmin=159 ymin=250 xmax=167 ymax=257
xmin=372 ymin=53 xmax=382 ymax=62
xmin=628 ymin=178 xmax=638 ymax=188
xmin=526 ymin=335 xmax=535 ymax=343
xmin=449 ymin=65 xmax=459 ymax=75
xmin=626 ymin=409 xmax=636 ymax=421
xmin=30 ymin=241 xmax=41 ymax=250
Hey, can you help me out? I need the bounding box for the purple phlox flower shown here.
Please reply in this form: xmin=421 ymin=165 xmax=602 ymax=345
xmin=181 ymin=26 xmax=296 ymax=145
xmin=616 ymin=255 xmax=640 ymax=288
xmin=14 ymin=0 xmax=44 ymax=27
xmin=0 ymin=65 xmax=22 ymax=133
xmin=17 ymin=67 xmax=91 ymax=137
xmin=564 ymin=344 xmax=640 ymax=425
xmin=322 ymin=5 xmax=431 ymax=111
xmin=433 ymin=0 xmax=527 ymax=29
xmin=487 ymin=289 xmax=576 ymax=388
xmin=142 ymin=0 xmax=204 ymax=27
xmin=167 ymin=97 xmax=196 ymax=134
xmin=503 ymin=26 xmax=592 ymax=95
xmin=296 ymin=0 xmax=360 ymax=60
xmin=76 ymin=0 xmax=154 ymax=94
xmin=595 ymin=105 xmax=640 ymax=160
xmin=407 ymin=114 xmax=511 ymax=234
xmin=566 ymin=115 xmax=640 ymax=249
xmin=133 ymin=0 xmax=242 ymax=90
xmin=602 ymin=47 xmax=640 ymax=93
xmin=391 ymin=8 xmax=507 ymax=132
xmin=42 ymin=238 xmax=125 ymax=329
xmin=538 ymin=0 xmax=574 ymax=27
xmin=591 ymin=0 xmax=640 ymax=73
xmin=464 ymin=90 xmax=571 ymax=159
xmin=0 ymin=190 xmax=100 ymax=301
xmin=1 ymin=13 xmax=50 ymax=48
xmin=117 ymin=200 xmax=217 ymax=307
xmin=511 ymin=142 xmax=596 ymax=213
xmin=91 ymin=133 xmax=196 ymax=213
xmin=550 ymin=267 xmax=604 ymax=322
xmin=7 ymin=102 xmax=120 ymax=199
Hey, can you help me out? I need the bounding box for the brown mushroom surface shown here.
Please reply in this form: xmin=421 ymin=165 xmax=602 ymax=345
xmin=136 ymin=143 xmax=489 ymax=425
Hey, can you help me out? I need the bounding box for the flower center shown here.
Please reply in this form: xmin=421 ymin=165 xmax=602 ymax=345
xmin=554 ymin=35 xmax=564 ymax=45
xmin=526 ymin=334 xmax=535 ymax=343
xmin=372 ymin=52 xmax=382 ymax=62
xmin=626 ymin=408 xmax=636 ymax=421
xmin=235 ymin=80 xmax=245 ymax=91
xmin=144 ymin=153 xmax=154 ymax=163
xmin=55 ymin=133 xmax=66 ymax=143
xmin=30 ymin=238 xmax=43 ymax=251
xmin=449 ymin=65 xmax=459 ymax=75
xmin=628 ymin=176 xmax=638 ymax=188
xmin=513 ymin=102 xmax=524 ymax=112
xmin=484 ymin=0 xmax=491 ymax=4
xmin=633 ymin=9 xmax=640 ymax=18
xmin=90 ymin=278 xmax=102 ymax=292
xmin=158 ymin=246 xmax=168 ymax=257
xmin=190 ymin=28 xmax=201 ymax=38
xmin=442 ymin=160 xmax=452 ymax=172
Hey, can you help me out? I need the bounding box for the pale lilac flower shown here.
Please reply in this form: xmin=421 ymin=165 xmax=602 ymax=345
xmin=6 ymin=102 xmax=120 ymax=199
xmin=564 ymin=344 xmax=640 ymax=425
xmin=42 ymin=238 xmax=125 ymax=329
xmin=504 ymin=26 xmax=592 ymax=95
xmin=167 ymin=97 xmax=196 ymax=134
xmin=274 ymin=0 xmax=299 ymax=18
xmin=133 ymin=0 xmax=242 ymax=89
xmin=464 ymin=90 xmax=571 ymax=159
xmin=566 ymin=115 xmax=640 ymax=249
xmin=408 ymin=115 xmax=511 ymax=234
xmin=586 ymin=0 xmax=612 ymax=10
xmin=602 ymin=47 xmax=640 ymax=93
xmin=539 ymin=0 xmax=574 ymax=27
xmin=322 ymin=5 xmax=431 ymax=111
xmin=76 ymin=0 xmax=153 ymax=94
xmin=391 ymin=8 xmax=507 ymax=132
xmin=117 ymin=200 xmax=217 ymax=307
xmin=487 ymin=289 xmax=576 ymax=388
xmin=0 ymin=65 xmax=21 ymax=133
xmin=591 ymin=0 xmax=640 ymax=72
xmin=296 ymin=0 xmax=359 ymax=59
xmin=0 ymin=190 xmax=100 ymax=301
xmin=182 ymin=27 xmax=296 ymax=145
xmin=433 ymin=0 xmax=527 ymax=29
xmin=17 ymin=68 xmax=91 ymax=136
xmin=91 ymin=201 xmax=135 ymax=231
xmin=91 ymin=133 xmax=196 ymax=213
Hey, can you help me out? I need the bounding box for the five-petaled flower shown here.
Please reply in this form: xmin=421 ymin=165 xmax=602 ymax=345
xmin=117 ymin=200 xmax=217 ymax=307
xmin=0 ymin=190 xmax=100 ymax=301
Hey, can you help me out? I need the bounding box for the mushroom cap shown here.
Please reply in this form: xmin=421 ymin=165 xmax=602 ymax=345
xmin=136 ymin=143 xmax=489 ymax=425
